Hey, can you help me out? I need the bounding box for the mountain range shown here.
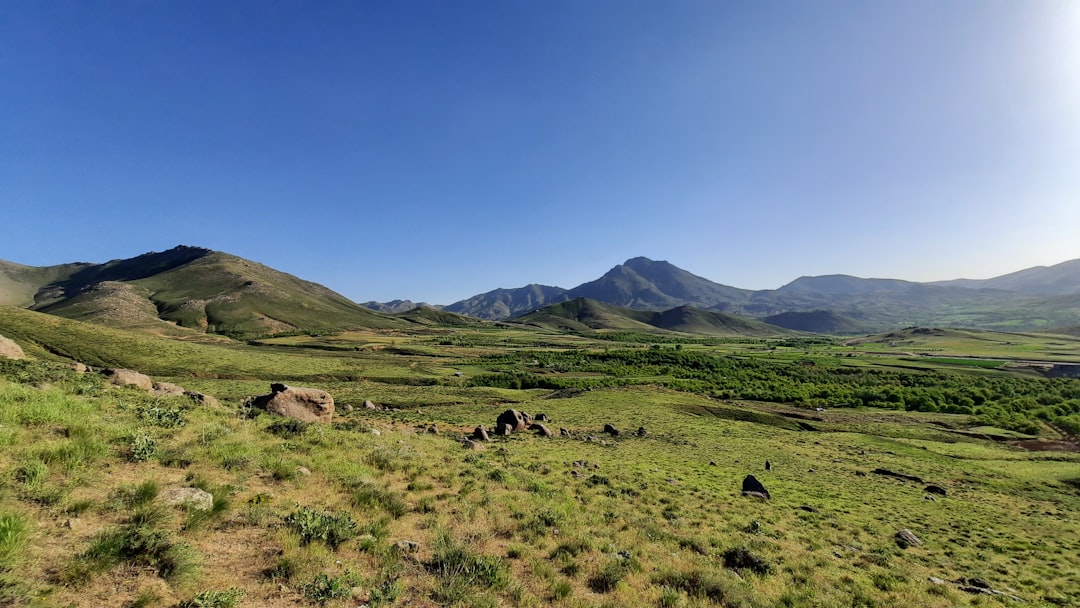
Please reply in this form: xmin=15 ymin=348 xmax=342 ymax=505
xmin=2 ymin=246 xmax=1079 ymax=337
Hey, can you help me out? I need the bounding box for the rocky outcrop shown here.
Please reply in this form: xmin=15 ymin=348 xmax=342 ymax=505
xmin=0 ymin=335 xmax=25 ymax=360
xmin=161 ymin=487 xmax=214 ymax=511
xmin=151 ymin=381 xmax=186 ymax=396
xmin=103 ymin=368 xmax=154 ymax=391
xmin=741 ymin=475 xmax=771 ymax=500
xmin=252 ymin=383 xmax=334 ymax=423
xmin=496 ymin=409 xmax=529 ymax=433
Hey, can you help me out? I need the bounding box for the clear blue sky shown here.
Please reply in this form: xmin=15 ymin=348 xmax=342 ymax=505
xmin=3 ymin=1 xmax=1078 ymax=304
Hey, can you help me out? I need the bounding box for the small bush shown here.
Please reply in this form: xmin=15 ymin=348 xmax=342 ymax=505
xmin=284 ymin=506 xmax=357 ymax=550
xmin=0 ymin=513 xmax=29 ymax=570
xmin=68 ymin=507 xmax=197 ymax=583
xmin=266 ymin=418 xmax=308 ymax=439
xmin=427 ymin=531 xmax=509 ymax=604
xmin=352 ymin=482 xmax=408 ymax=518
xmin=721 ymin=547 xmax=770 ymax=575
xmin=126 ymin=430 xmax=157 ymax=462
xmin=301 ymin=572 xmax=359 ymax=605
xmin=138 ymin=401 xmax=187 ymax=429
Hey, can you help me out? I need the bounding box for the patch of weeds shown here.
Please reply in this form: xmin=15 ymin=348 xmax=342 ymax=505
xmin=284 ymin=506 xmax=357 ymax=550
xmin=245 ymin=493 xmax=273 ymax=526
xmin=266 ymin=418 xmax=308 ymax=439
xmin=415 ymin=496 xmax=436 ymax=514
xmin=427 ymin=531 xmax=509 ymax=605
xmin=301 ymin=571 xmax=360 ymax=605
xmin=177 ymin=588 xmax=245 ymax=608
xmin=369 ymin=575 xmax=403 ymax=606
xmin=262 ymin=454 xmax=297 ymax=482
xmin=587 ymin=555 xmax=640 ymax=594
xmin=0 ymin=513 xmax=29 ymax=569
xmin=66 ymin=505 xmax=197 ymax=584
xmin=658 ymin=586 xmax=683 ymax=607
xmin=551 ymin=579 xmax=573 ymax=600
xmin=653 ymin=569 xmax=749 ymax=606
xmin=550 ymin=538 xmax=591 ymax=559
xmin=125 ymin=430 xmax=157 ymax=462
xmin=15 ymin=459 xmax=49 ymax=489
xmin=184 ymin=487 xmax=230 ymax=531
xmin=64 ymin=499 xmax=95 ymax=515
xmin=138 ymin=401 xmax=187 ymax=429
xmin=109 ymin=480 xmax=160 ymax=510
xmin=351 ymin=482 xmax=408 ymax=518
xmin=211 ymin=442 xmax=254 ymax=471
xmin=406 ymin=479 xmax=433 ymax=492
xmin=263 ymin=556 xmax=296 ymax=582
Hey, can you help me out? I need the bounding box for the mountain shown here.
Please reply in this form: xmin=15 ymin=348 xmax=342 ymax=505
xmin=1 ymin=246 xmax=405 ymax=339
xmin=516 ymin=298 xmax=788 ymax=337
xmin=443 ymin=284 xmax=568 ymax=320
xmin=776 ymin=275 xmax=918 ymax=296
xmin=931 ymin=259 xmax=1080 ymax=296
xmin=566 ymin=257 xmax=751 ymax=310
xmin=362 ymin=299 xmax=437 ymax=313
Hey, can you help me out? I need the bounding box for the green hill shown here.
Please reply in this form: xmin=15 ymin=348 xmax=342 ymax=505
xmin=395 ymin=306 xmax=487 ymax=327
xmin=763 ymin=310 xmax=873 ymax=334
xmin=517 ymin=298 xmax=789 ymax=337
xmin=644 ymin=305 xmax=790 ymax=336
xmin=3 ymin=246 xmax=406 ymax=339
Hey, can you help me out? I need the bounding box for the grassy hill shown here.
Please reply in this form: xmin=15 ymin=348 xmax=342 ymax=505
xmin=395 ymin=306 xmax=487 ymax=327
xmin=764 ymin=310 xmax=874 ymax=334
xmin=517 ymin=299 xmax=789 ymax=337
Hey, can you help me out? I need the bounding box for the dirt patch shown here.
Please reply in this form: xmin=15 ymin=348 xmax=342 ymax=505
xmin=1009 ymin=440 xmax=1080 ymax=453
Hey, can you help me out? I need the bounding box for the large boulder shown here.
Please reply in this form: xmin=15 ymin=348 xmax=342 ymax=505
xmin=161 ymin=487 xmax=214 ymax=511
xmin=496 ymin=409 xmax=528 ymax=433
xmin=741 ymin=475 xmax=771 ymax=500
xmin=532 ymin=422 xmax=552 ymax=437
xmin=151 ymin=381 xmax=186 ymax=397
xmin=603 ymin=423 xmax=619 ymax=437
xmin=473 ymin=425 xmax=491 ymax=442
xmin=103 ymin=368 xmax=153 ymax=391
xmin=0 ymin=335 xmax=25 ymax=360
xmin=252 ymin=383 xmax=334 ymax=423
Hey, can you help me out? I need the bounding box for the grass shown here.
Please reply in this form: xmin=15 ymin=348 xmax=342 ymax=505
xmin=0 ymin=320 xmax=1078 ymax=606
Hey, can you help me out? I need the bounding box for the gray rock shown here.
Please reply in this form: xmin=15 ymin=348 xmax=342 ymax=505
xmin=103 ymin=368 xmax=153 ymax=391
xmin=895 ymin=529 xmax=922 ymax=548
xmin=473 ymin=425 xmax=490 ymax=442
xmin=532 ymin=422 xmax=552 ymax=437
xmin=252 ymin=383 xmax=334 ymax=423
xmin=161 ymin=487 xmax=213 ymax=511
xmin=0 ymin=335 xmax=26 ymax=360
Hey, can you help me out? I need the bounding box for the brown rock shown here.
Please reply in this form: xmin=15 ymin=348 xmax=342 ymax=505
xmin=496 ymin=409 xmax=528 ymax=432
xmin=103 ymin=368 xmax=153 ymax=391
xmin=69 ymin=362 xmax=89 ymax=373
xmin=741 ymin=475 xmax=770 ymax=499
xmin=426 ymin=424 xmax=439 ymax=435
xmin=532 ymin=422 xmax=552 ymax=437
xmin=473 ymin=425 xmax=491 ymax=442
xmin=161 ymin=487 xmax=214 ymax=511
xmin=0 ymin=335 xmax=25 ymax=360
xmin=559 ymin=428 xmax=572 ymax=437
xmin=364 ymin=400 xmax=379 ymax=410
xmin=461 ymin=439 xmax=483 ymax=450
xmin=252 ymin=383 xmax=334 ymax=423
xmin=151 ymin=381 xmax=186 ymax=396
xmin=895 ymin=529 xmax=923 ymax=548
xmin=184 ymin=391 xmax=220 ymax=408
xmin=603 ymin=423 xmax=619 ymax=436
xmin=496 ymin=423 xmax=513 ymax=436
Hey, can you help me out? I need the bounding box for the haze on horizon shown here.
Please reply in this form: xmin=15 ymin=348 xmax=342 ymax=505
xmin=2 ymin=1 xmax=1078 ymax=304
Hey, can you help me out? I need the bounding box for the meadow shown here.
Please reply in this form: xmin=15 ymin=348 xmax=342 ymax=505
xmin=0 ymin=309 xmax=1078 ymax=607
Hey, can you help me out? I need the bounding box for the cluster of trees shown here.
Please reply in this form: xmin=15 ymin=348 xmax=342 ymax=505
xmin=468 ymin=349 xmax=1080 ymax=436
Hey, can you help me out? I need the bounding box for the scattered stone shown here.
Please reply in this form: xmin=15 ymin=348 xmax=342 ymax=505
xmin=532 ymin=422 xmax=552 ymax=437
xmin=924 ymin=484 xmax=947 ymax=496
xmin=808 ymin=468 xmax=816 ymax=473
xmin=364 ymin=400 xmax=379 ymax=410
xmin=559 ymin=428 xmax=572 ymax=437
xmin=473 ymin=425 xmax=491 ymax=442
xmin=496 ymin=409 xmax=528 ymax=432
xmin=635 ymin=426 xmax=647 ymax=437
xmin=151 ymin=381 xmax=186 ymax=397
xmin=924 ymin=494 xmax=937 ymax=501
xmin=426 ymin=424 xmax=439 ymax=435
xmin=741 ymin=475 xmax=771 ymax=500
xmin=369 ymin=428 xmax=381 ymax=436
xmin=342 ymin=404 xmax=354 ymax=413
xmin=872 ymin=468 xmax=924 ymax=483
xmin=461 ymin=439 xmax=483 ymax=450
xmin=585 ymin=435 xmax=595 ymax=442
xmin=742 ymin=491 xmax=770 ymax=501
xmin=296 ymin=467 xmax=312 ymax=476
xmin=895 ymin=529 xmax=923 ymax=548
xmin=453 ymin=371 xmax=464 ymax=377
xmin=572 ymin=461 xmax=585 ymax=468
xmin=535 ymin=413 xmax=549 ymax=422
xmin=709 ymin=461 xmax=717 ymax=466
xmin=103 ymin=368 xmax=153 ymax=391
xmin=69 ymin=362 xmax=89 ymax=373
xmin=496 ymin=423 xmax=513 ymax=436
xmin=929 ymin=577 xmax=946 ymax=585
xmin=797 ymin=505 xmax=819 ymax=513
xmin=603 ymin=423 xmax=619 ymax=437
xmin=161 ymin=487 xmax=213 ymax=511
xmin=765 ymin=460 xmax=772 ymax=471
xmin=0 ymin=335 xmax=25 ymax=360
xmin=252 ymin=383 xmax=335 ymax=423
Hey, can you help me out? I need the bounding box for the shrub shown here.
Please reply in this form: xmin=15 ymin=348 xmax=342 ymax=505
xmin=177 ymin=588 xmax=245 ymax=608
xmin=0 ymin=513 xmax=29 ymax=570
xmin=301 ymin=572 xmax=359 ymax=605
xmin=427 ymin=531 xmax=508 ymax=604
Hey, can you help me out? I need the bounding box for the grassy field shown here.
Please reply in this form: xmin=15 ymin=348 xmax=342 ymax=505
xmin=0 ymin=310 xmax=1078 ymax=607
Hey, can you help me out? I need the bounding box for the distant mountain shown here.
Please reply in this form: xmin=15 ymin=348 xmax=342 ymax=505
xmin=516 ymin=298 xmax=788 ymax=337
xmin=443 ymin=284 xmax=568 ymax=320
xmin=394 ymin=306 xmax=485 ymax=327
xmin=776 ymin=275 xmax=918 ymax=296
xmin=362 ymin=299 xmax=437 ymax=313
xmin=1 ymin=246 xmax=405 ymax=338
xmin=932 ymin=259 xmax=1080 ymax=296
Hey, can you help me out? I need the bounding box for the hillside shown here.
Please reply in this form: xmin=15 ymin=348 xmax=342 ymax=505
xmin=567 ymin=257 xmax=751 ymax=311
xmin=2 ymin=246 xmax=405 ymax=339
xmin=517 ymin=298 xmax=788 ymax=337
xmin=764 ymin=310 xmax=875 ymax=334
xmin=443 ymin=284 xmax=568 ymax=320
xmin=933 ymin=258 xmax=1080 ymax=295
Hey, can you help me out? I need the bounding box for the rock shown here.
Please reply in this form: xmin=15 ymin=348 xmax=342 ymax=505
xmin=929 ymin=577 xmax=946 ymax=585
xmin=895 ymin=529 xmax=923 ymax=548
xmin=532 ymin=422 xmax=552 ymax=437
xmin=602 ymin=423 xmax=619 ymax=436
xmin=184 ymin=391 xmax=220 ymax=408
xmin=797 ymin=505 xmax=819 ymax=513
xmin=496 ymin=423 xmax=513 ymax=436
xmin=426 ymin=424 xmax=439 ymax=435
xmin=872 ymin=468 xmax=924 ymax=483
xmin=252 ymin=383 xmax=334 ymax=423
xmin=765 ymin=460 xmax=772 ymax=471
xmin=0 ymin=335 xmax=25 ymax=360
xmin=161 ymin=487 xmax=213 ymax=511
xmin=924 ymin=484 xmax=947 ymax=496
xmin=69 ymin=362 xmax=89 ymax=373
xmin=559 ymin=428 xmax=571 ymax=437
xmin=461 ymin=439 xmax=483 ymax=450
xmin=535 ymin=413 xmax=549 ymax=422
xmin=742 ymin=491 xmax=770 ymax=501
xmin=364 ymin=400 xmax=379 ymax=410
xmin=496 ymin=409 xmax=528 ymax=433
xmin=721 ymin=548 xmax=770 ymax=574
xmin=103 ymin=368 xmax=153 ymax=391
xmin=473 ymin=425 xmax=491 ymax=442
xmin=297 ymin=467 xmax=312 ymax=476
xmin=395 ymin=540 xmax=420 ymax=553
xmin=924 ymin=494 xmax=937 ymax=502
xmin=453 ymin=371 xmax=464 ymax=377
xmin=151 ymin=381 xmax=186 ymax=397
xmin=741 ymin=475 xmax=771 ymax=500
xmin=521 ymin=411 xmax=533 ymax=426
xmin=967 ymin=578 xmax=991 ymax=590
xmin=709 ymin=461 xmax=717 ymax=466
xmin=369 ymin=428 xmax=381 ymax=436
xmin=342 ymin=404 xmax=354 ymax=413
xmin=635 ymin=426 xmax=647 ymax=437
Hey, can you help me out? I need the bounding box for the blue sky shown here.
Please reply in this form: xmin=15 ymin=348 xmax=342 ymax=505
xmin=3 ymin=1 xmax=1078 ymax=304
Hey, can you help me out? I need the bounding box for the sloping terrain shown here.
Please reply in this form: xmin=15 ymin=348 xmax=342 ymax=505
xmin=764 ymin=310 xmax=876 ymax=334
xmin=566 ymin=257 xmax=751 ymax=311
xmin=517 ymin=298 xmax=788 ymax=337
xmin=443 ymin=284 xmax=568 ymax=320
